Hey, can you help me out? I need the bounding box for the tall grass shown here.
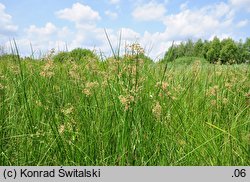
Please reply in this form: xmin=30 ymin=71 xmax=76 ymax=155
xmin=0 ymin=49 xmax=249 ymax=165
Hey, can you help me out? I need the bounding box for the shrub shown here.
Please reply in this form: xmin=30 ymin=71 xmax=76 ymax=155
xmin=53 ymin=48 xmax=99 ymax=62
xmin=53 ymin=51 xmax=70 ymax=62
xmin=69 ymin=48 xmax=98 ymax=62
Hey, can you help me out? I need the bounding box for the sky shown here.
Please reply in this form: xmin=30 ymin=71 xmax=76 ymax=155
xmin=0 ymin=0 xmax=250 ymax=59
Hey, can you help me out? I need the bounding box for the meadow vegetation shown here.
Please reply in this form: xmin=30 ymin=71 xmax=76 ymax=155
xmin=0 ymin=41 xmax=249 ymax=166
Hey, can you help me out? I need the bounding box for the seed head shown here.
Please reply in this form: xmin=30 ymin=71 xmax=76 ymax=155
xmin=152 ymin=101 xmax=162 ymax=120
xmin=61 ymin=104 xmax=74 ymax=116
xmin=118 ymin=95 xmax=134 ymax=111
xmin=222 ymin=98 xmax=228 ymax=105
xmin=211 ymin=99 xmax=217 ymax=106
xmin=59 ymin=125 xmax=65 ymax=134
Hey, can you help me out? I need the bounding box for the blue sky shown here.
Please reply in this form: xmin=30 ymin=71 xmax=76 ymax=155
xmin=0 ymin=0 xmax=250 ymax=59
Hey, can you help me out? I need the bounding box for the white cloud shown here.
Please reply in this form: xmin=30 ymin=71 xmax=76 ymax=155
xmin=57 ymin=27 xmax=72 ymax=39
xmin=210 ymin=2 xmax=234 ymax=19
xmin=140 ymin=31 xmax=172 ymax=59
xmin=105 ymin=10 xmax=118 ymax=19
xmin=230 ymin=0 xmax=250 ymax=12
xmin=55 ymin=3 xmax=101 ymax=26
xmin=237 ymin=19 xmax=249 ymax=27
xmin=26 ymin=22 xmax=57 ymax=37
xmin=0 ymin=3 xmax=18 ymax=36
xmin=163 ymin=2 xmax=234 ymax=40
xmin=126 ymin=1 xmax=239 ymax=59
xmin=132 ymin=1 xmax=166 ymax=21
xmin=121 ymin=28 xmax=141 ymax=40
xmin=9 ymin=22 xmax=74 ymax=56
xmin=54 ymin=3 xmax=116 ymax=54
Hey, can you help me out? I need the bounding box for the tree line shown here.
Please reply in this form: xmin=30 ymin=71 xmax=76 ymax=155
xmin=163 ymin=37 xmax=250 ymax=64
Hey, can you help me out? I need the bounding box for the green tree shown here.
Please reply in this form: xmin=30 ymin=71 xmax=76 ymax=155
xmin=202 ymin=40 xmax=210 ymax=59
xmin=194 ymin=39 xmax=204 ymax=57
xmin=177 ymin=42 xmax=186 ymax=57
xmin=163 ymin=45 xmax=179 ymax=63
xmin=243 ymin=38 xmax=250 ymax=61
xmin=206 ymin=37 xmax=221 ymax=63
xmin=220 ymin=38 xmax=238 ymax=64
xmin=237 ymin=39 xmax=247 ymax=63
xmin=185 ymin=39 xmax=195 ymax=56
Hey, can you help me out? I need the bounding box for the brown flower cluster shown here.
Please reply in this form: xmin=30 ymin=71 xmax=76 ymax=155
xmin=126 ymin=43 xmax=145 ymax=56
xmin=118 ymin=95 xmax=135 ymax=111
xmin=206 ymin=85 xmax=219 ymax=97
xmin=152 ymin=101 xmax=162 ymax=120
xmin=61 ymin=103 xmax=74 ymax=116
xmin=58 ymin=119 xmax=77 ymax=135
xmin=40 ymin=60 xmax=54 ymax=78
xmin=9 ymin=65 xmax=20 ymax=75
xmin=156 ymin=81 xmax=177 ymax=100
xmin=68 ymin=62 xmax=81 ymax=81
xmin=82 ymin=81 xmax=99 ymax=96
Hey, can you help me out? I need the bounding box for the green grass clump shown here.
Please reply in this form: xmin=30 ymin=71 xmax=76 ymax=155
xmin=0 ymin=54 xmax=249 ymax=166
